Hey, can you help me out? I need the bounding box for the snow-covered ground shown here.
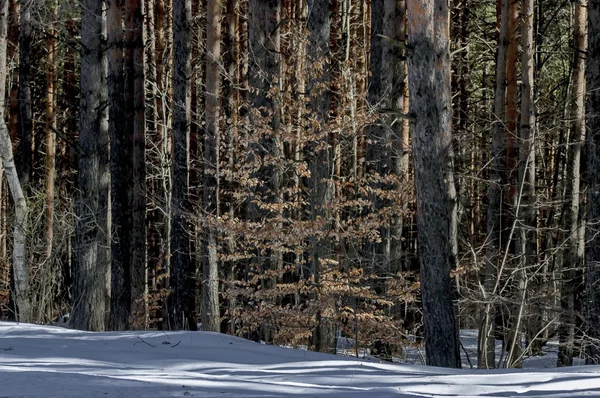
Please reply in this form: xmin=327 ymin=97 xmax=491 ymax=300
xmin=0 ymin=322 xmax=599 ymax=397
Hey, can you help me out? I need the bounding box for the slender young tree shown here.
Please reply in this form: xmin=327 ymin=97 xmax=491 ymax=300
xmin=407 ymin=0 xmax=461 ymax=368
xmin=202 ymin=0 xmax=221 ymax=333
xmin=72 ymin=0 xmax=109 ymax=331
xmin=558 ymin=0 xmax=587 ymax=367
xmin=587 ymin=0 xmax=600 ymax=365
xmin=171 ymin=0 xmax=195 ymax=330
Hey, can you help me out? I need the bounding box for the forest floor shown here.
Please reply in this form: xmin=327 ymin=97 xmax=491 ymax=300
xmin=0 ymin=322 xmax=598 ymax=397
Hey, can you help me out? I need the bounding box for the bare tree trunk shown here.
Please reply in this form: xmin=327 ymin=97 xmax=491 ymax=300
xmin=305 ymin=0 xmax=336 ymax=354
xmin=44 ymin=0 xmax=57 ymax=263
xmin=479 ymin=0 xmax=509 ymax=369
xmin=72 ymin=0 xmax=109 ymax=331
xmin=108 ymin=0 xmax=131 ymax=331
xmin=0 ymin=0 xmax=28 ymax=322
xmin=17 ymin=0 xmax=31 ymax=188
xmin=507 ymin=0 xmax=538 ymax=368
xmin=202 ymin=0 xmax=220 ymax=333
xmin=171 ymin=0 xmax=195 ymax=330
xmin=407 ymin=0 xmax=461 ymax=368
xmin=586 ymin=0 xmax=600 ymax=365
xmin=126 ymin=0 xmax=147 ymax=328
xmin=558 ymin=0 xmax=587 ymax=367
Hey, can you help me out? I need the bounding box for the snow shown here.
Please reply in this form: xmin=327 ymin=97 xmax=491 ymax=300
xmin=0 ymin=322 xmax=599 ymax=397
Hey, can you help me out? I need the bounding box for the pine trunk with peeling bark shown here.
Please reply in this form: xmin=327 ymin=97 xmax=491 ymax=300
xmin=72 ymin=0 xmax=109 ymax=331
xmin=202 ymin=0 xmax=220 ymax=333
xmin=407 ymin=0 xmax=461 ymax=368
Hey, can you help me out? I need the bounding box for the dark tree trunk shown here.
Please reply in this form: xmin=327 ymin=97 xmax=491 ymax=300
xmin=306 ymin=0 xmax=335 ymax=354
xmin=407 ymin=0 xmax=461 ymax=369
xmin=171 ymin=0 xmax=195 ymax=330
xmin=108 ymin=0 xmax=131 ymax=331
xmin=72 ymin=0 xmax=109 ymax=331
xmin=586 ymin=0 xmax=600 ymax=365
xmin=17 ymin=0 xmax=31 ymax=187
xmin=126 ymin=0 xmax=147 ymax=328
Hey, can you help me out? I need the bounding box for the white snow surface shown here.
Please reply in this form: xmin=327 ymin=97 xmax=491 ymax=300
xmin=0 ymin=322 xmax=599 ymax=397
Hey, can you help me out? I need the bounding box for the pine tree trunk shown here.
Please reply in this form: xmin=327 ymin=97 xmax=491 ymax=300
xmin=587 ymin=0 xmax=600 ymax=365
xmin=171 ymin=0 xmax=194 ymax=330
xmin=407 ymin=0 xmax=461 ymax=368
xmin=17 ymin=0 xmax=31 ymax=188
xmin=126 ymin=0 xmax=147 ymax=328
xmin=202 ymin=0 xmax=221 ymax=333
xmin=558 ymin=0 xmax=587 ymax=367
xmin=72 ymin=0 xmax=109 ymax=331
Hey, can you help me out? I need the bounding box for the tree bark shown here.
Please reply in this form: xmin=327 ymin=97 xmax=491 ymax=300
xmin=171 ymin=0 xmax=195 ymax=330
xmin=107 ymin=0 xmax=131 ymax=331
xmin=407 ymin=0 xmax=461 ymax=368
xmin=557 ymin=0 xmax=587 ymax=368
xmin=202 ymin=0 xmax=220 ymax=333
xmin=72 ymin=0 xmax=109 ymax=331
xmin=17 ymin=0 xmax=31 ymax=188
xmin=126 ymin=0 xmax=147 ymax=329
xmin=587 ymin=0 xmax=600 ymax=365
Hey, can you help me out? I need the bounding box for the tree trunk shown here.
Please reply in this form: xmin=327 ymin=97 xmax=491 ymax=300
xmin=202 ymin=0 xmax=220 ymax=333
xmin=171 ymin=0 xmax=195 ymax=330
xmin=126 ymin=0 xmax=147 ymax=329
xmin=107 ymin=0 xmax=131 ymax=331
xmin=558 ymin=0 xmax=587 ymax=367
xmin=0 ymin=0 xmax=28 ymax=322
xmin=44 ymin=0 xmax=57 ymax=263
xmin=587 ymin=0 xmax=600 ymax=365
xmin=17 ymin=0 xmax=31 ymax=188
xmin=407 ymin=0 xmax=461 ymax=368
xmin=72 ymin=0 xmax=109 ymax=331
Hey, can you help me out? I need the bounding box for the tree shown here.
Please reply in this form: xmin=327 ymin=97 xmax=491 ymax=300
xmin=407 ymin=0 xmax=461 ymax=368
xmin=108 ymin=0 xmax=131 ymax=331
xmin=586 ymin=0 xmax=600 ymax=364
xmin=202 ymin=0 xmax=220 ymax=333
xmin=72 ymin=0 xmax=109 ymax=331
xmin=127 ymin=0 xmax=147 ymax=328
xmin=0 ymin=0 xmax=29 ymax=322
xmin=171 ymin=0 xmax=195 ymax=330
xmin=558 ymin=0 xmax=587 ymax=367
xmin=17 ymin=0 xmax=31 ymax=187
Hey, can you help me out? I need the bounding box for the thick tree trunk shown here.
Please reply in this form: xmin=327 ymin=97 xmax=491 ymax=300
xmin=171 ymin=0 xmax=195 ymax=330
xmin=107 ymin=0 xmax=131 ymax=331
xmin=72 ymin=0 xmax=109 ymax=331
xmin=202 ymin=0 xmax=220 ymax=333
xmin=587 ymin=0 xmax=600 ymax=365
xmin=126 ymin=0 xmax=147 ymax=328
xmin=407 ymin=0 xmax=461 ymax=368
xmin=557 ymin=0 xmax=587 ymax=367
